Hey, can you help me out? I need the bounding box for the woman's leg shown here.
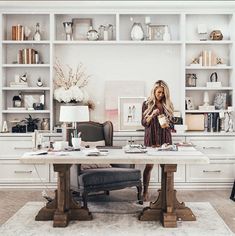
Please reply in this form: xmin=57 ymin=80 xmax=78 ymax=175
xmin=143 ymin=164 xmax=154 ymax=201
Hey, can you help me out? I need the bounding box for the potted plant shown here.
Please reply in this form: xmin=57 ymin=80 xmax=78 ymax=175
xmin=24 ymin=115 xmax=40 ymax=132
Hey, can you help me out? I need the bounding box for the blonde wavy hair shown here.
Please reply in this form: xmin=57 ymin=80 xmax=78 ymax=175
xmin=144 ymin=80 xmax=174 ymax=119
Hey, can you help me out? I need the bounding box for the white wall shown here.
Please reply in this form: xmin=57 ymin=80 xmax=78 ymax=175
xmin=55 ymin=44 xmax=181 ymax=122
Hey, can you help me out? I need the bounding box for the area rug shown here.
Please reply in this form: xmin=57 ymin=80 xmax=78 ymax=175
xmin=0 ymin=201 xmax=233 ymax=236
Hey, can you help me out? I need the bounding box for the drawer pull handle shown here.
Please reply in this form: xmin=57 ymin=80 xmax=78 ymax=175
xmin=14 ymin=170 xmax=33 ymax=174
xmin=202 ymin=146 xmax=221 ymax=150
xmin=14 ymin=147 xmax=32 ymax=150
xmin=203 ymin=170 xmax=221 ymax=173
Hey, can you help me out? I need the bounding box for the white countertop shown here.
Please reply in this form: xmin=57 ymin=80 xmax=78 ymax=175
xmin=21 ymin=148 xmax=209 ymax=165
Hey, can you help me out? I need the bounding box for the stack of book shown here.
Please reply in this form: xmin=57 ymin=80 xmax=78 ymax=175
xmin=205 ymin=113 xmax=220 ymax=132
xmin=17 ymin=48 xmax=39 ymax=64
xmin=12 ymin=25 xmax=24 ymax=41
xmin=10 ymin=81 xmax=28 ymax=88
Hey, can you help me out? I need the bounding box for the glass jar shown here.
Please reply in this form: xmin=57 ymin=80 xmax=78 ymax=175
xmin=98 ymin=25 xmax=105 ymax=40
xmin=87 ymin=26 xmax=99 ymax=41
xmin=107 ymin=24 xmax=113 ymax=40
xmin=158 ymin=114 xmax=169 ymax=129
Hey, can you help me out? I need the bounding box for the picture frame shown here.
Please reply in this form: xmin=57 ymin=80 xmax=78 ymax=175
xmin=185 ymin=97 xmax=195 ymax=110
xmin=118 ymin=97 xmax=146 ymax=131
xmin=72 ymin=18 xmax=93 ymax=40
xmin=21 ymin=91 xmax=45 ymax=110
xmin=149 ymin=24 xmax=166 ymax=40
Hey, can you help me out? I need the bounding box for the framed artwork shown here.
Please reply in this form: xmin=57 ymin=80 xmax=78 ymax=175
xmin=72 ymin=18 xmax=92 ymax=40
xmin=118 ymin=97 xmax=146 ymax=131
xmin=22 ymin=91 xmax=45 ymax=110
xmin=185 ymin=97 xmax=195 ymax=110
xmin=149 ymin=24 xmax=166 ymax=40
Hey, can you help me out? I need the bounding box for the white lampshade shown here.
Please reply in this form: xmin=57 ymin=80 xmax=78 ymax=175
xmin=59 ymin=105 xmax=89 ymax=123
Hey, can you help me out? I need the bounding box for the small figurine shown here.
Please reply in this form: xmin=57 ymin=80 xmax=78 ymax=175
xmin=20 ymin=73 xmax=27 ymax=83
xmin=36 ymin=77 xmax=43 ymax=87
xmin=191 ymin=57 xmax=199 ymax=64
xmin=216 ymin=57 xmax=223 ymax=65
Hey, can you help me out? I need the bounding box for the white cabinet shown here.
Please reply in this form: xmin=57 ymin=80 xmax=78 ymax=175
xmin=186 ymin=136 xmax=235 ymax=158
xmin=186 ymin=163 xmax=235 ymax=183
xmin=0 ymin=136 xmax=32 ymax=159
xmin=0 ymin=133 xmax=61 ymax=187
xmin=0 ymin=160 xmax=49 ymax=183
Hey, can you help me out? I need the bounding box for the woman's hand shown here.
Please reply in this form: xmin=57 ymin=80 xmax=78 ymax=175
xmin=146 ymin=109 xmax=159 ymax=123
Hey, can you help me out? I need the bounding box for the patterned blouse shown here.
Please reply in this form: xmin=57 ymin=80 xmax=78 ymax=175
xmin=141 ymin=101 xmax=172 ymax=147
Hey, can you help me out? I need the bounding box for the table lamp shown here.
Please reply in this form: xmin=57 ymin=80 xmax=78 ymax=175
xmin=59 ymin=105 xmax=89 ymax=129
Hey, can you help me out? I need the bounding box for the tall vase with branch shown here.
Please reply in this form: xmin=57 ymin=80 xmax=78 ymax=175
xmin=53 ymin=59 xmax=95 ymax=109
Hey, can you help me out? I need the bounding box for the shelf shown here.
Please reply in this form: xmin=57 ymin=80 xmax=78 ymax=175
xmin=185 ymin=87 xmax=233 ymax=91
xmin=54 ymin=40 xmax=182 ymax=45
xmin=185 ymin=66 xmax=232 ymax=70
xmin=186 ymin=40 xmax=232 ymax=45
xmin=185 ymin=110 xmax=229 ymax=113
xmin=2 ymin=64 xmax=50 ymax=68
xmin=2 ymin=87 xmax=50 ymax=91
xmin=2 ymin=40 xmax=50 ymax=44
xmin=2 ymin=110 xmax=50 ymax=114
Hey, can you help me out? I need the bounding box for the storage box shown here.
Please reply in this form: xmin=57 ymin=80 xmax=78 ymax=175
xmin=198 ymin=105 xmax=215 ymax=111
xmin=185 ymin=114 xmax=205 ymax=131
xmin=206 ymin=82 xmax=222 ymax=88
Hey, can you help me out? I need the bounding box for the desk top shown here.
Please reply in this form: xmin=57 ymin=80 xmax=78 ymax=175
xmin=21 ymin=148 xmax=209 ymax=165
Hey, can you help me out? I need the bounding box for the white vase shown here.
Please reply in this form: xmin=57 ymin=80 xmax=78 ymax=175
xmin=163 ymin=25 xmax=171 ymax=41
xmin=130 ymin=23 xmax=144 ymax=41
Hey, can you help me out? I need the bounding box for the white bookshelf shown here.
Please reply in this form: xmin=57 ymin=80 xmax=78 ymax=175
xmin=0 ymin=6 xmax=234 ymax=135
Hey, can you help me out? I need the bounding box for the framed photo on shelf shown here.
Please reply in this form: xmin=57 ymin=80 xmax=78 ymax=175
xmin=118 ymin=97 xmax=146 ymax=131
xmin=149 ymin=24 xmax=165 ymax=40
xmin=72 ymin=18 xmax=92 ymax=40
xmin=22 ymin=91 xmax=45 ymax=110
xmin=185 ymin=97 xmax=195 ymax=110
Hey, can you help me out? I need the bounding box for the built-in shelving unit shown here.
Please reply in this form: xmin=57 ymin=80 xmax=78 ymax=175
xmin=0 ymin=8 xmax=234 ymax=134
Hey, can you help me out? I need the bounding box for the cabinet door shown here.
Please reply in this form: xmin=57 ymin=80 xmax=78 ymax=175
xmin=0 ymin=160 xmax=49 ymax=183
xmin=186 ymin=163 xmax=235 ymax=183
xmin=0 ymin=137 xmax=32 ymax=159
xmin=136 ymin=164 xmax=159 ymax=184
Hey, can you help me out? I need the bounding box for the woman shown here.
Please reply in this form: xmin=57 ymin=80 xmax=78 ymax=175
xmin=141 ymin=80 xmax=174 ymax=201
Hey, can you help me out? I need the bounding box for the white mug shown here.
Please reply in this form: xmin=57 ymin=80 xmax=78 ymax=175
xmin=53 ymin=141 xmax=68 ymax=151
xmin=72 ymin=138 xmax=81 ymax=149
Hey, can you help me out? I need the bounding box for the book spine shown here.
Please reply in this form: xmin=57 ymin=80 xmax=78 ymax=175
xmin=12 ymin=26 xmax=16 ymax=40
xmin=208 ymin=50 xmax=212 ymax=67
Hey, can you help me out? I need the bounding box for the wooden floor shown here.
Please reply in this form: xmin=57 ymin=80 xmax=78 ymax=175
xmin=0 ymin=189 xmax=234 ymax=233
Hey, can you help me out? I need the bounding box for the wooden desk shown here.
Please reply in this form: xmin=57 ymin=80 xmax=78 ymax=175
xmin=21 ymin=148 xmax=209 ymax=227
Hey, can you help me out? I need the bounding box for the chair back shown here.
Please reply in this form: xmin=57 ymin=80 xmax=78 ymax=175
xmin=68 ymin=121 xmax=113 ymax=146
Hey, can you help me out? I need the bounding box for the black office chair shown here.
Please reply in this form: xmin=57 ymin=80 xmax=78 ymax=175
xmin=230 ymin=180 xmax=235 ymax=201
xmin=69 ymin=121 xmax=142 ymax=208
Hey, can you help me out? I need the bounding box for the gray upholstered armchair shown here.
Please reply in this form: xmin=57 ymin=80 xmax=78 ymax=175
xmin=69 ymin=121 xmax=142 ymax=207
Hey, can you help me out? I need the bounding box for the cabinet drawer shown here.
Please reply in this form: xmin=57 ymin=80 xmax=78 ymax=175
xmin=186 ymin=137 xmax=235 ymax=156
xmin=0 ymin=160 xmax=49 ymax=183
xmin=186 ymin=163 xmax=235 ymax=183
xmin=0 ymin=138 xmax=32 ymax=158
